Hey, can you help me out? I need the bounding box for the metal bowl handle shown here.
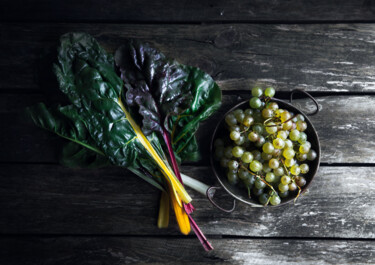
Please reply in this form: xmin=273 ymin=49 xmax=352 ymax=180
xmin=206 ymin=186 xmax=236 ymax=213
xmin=290 ymin=89 xmax=319 ymax=116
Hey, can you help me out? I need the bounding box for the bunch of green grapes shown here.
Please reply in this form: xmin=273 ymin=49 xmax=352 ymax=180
xmin=213 ymin=87 xmax=317 ymax=206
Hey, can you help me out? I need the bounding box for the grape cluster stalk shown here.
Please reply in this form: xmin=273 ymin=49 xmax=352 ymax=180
xmin=214 ymin=87 xmax=317 ymax=206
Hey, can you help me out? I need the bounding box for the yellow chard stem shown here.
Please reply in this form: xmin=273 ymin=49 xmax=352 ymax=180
xmin=157 ymin=191 xmax=170 ymax=229
xmin=117 ymin=97 xmax=192 ymax=205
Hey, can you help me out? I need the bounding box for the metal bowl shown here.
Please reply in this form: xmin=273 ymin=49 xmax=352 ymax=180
xmin=208 ymin=91 xmax=321 ymax=210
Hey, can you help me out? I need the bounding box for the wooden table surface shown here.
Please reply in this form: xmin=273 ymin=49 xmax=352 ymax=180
xmin=1 ymin=1 xmax=375 ymax=264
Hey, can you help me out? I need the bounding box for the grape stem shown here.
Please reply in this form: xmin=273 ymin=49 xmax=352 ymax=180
xmin=264 ymin=114 xmax=298 ymax=127
xmin=280 ymin=159 xmax=302 ymax=203
xmin=239 ymin=164 xmax=277 ymax=195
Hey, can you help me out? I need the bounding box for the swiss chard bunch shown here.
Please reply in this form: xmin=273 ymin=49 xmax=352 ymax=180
xmin=27 ymin=33 xmax=221 ymax=251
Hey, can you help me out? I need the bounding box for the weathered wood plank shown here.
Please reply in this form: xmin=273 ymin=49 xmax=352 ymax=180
xmin=1 ymin=164 xmax=374 ymax=238
xmin=1 ymin=236 xmax=374 ymax=265
xmin=1 ymin=0 xmax=375 ymax=22
xmin=2 ymin=23 xmax=375 ymax=92
xmin=1 ymin=95 xmax=374 ymax=164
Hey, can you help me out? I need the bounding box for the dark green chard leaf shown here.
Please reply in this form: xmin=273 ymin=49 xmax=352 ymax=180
xmin=53 ymin=33 xmax=144 ymax=167
xmin=27 ymin=102 xmax=104 ymax=156
xmin=61 ymin=142 xmax=110 ymax=169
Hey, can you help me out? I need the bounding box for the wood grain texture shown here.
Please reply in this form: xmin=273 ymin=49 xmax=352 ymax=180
xmin=1 ymin=164 xmax=374 ymax=238
xmin=1 ymin=236 xmax=374 ymax=265
xmin=2 ymin=23 xmax=375 ymax=92
xmin=1 ymin=0 xmax=375 ymax=22
xmin=1 ymin=95 xmax=374 ymax=164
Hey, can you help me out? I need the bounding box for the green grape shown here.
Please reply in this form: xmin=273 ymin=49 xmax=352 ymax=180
xmin=273 ymin=138 xmax=285 ymax=149
xmin=252 ymin=187 xmax=264 ymax=197
xmin=296 ymin=114 xmax=305 ymax=121
xmin=220 ymin=158 xmax=230 ymax=167
xmin=288 ymin=182 xmax=298 ymax=191
xmin=250 ymin=160 xmax=263 ymax=172
xmin=233 ymin=109 xmax=243 ymax=115
xmin=263 ymin=163 xmax=272 ymax=173
xmin=214 ymin=138 xmax=224 ymax=147
xmin=227 ymin=172 xmax=239 ymax=185
xmin=267 ymin=102 xmax=279 ymax=111
xmin=252 ymin=150 xmax=262 ymax=161
xmin=296 ymin=121 xmax=307 ymax=132
xmin=241 ymin=152 xmax=254 ymax=163
xmin=238 ymin=168 xmax=250 ymax=180
xmin=265 ymin=87 xmax=276 ymax=97
xmin=284 ymin=139 xmax=293 ymax=149
xmin=281 ymin=175 xmax=291 ymax=185
xmin=252 ymin=124 xmax=264 ymax=135
xmin=290 ymin=164 xmax=301 ymax=175
xmin=225 ymin=114 xmax=237 ymax=126
xmin=262 ymin=142 xmax=275 ymax=154
xmin=232 ymin=146 xmax=244 ymax=158
xmin=240 ymin=124 xmax=249 ymax=131
xmin=277 ymin=130 xmax=288 ymax=140
xmin=273 ymin=167 xmax=284 ymax=177
xmin=228 ymin=168 xmax=238 ymax=174
xmin=224 ymin=147 xmax=233 ymax=158
xmin=265 ymin=122 xmax=278 ymax=134
xmin=289 ymin=129 xmax=300 ymax=141
xmin=243 ymin=175 xmax=255 ymax=188
xmin=235 ymin=112 xmax=245 ymax=123
xmin=269 ymin=158 xmax=280 ymax=169
xmin=283 ymin=148 xmax=295 ymax=159
xmin=279 ymin=190 xmax=289 ymax=198
xmin=252 ymin=87 xmax=263 ymax=97
xmin=234 ymin=135 xmax=246 ymax=145
xmin=300 ymin=163 xmax=309 ymax=174
xmin=214 ymin=146 xmax=224 ymax=160
xmin=248 ymin=131 xmax=258 ymax=142
xmin=280 ymin=111 xmax=292 ymax=122
xmin=250 ymin=97 xmax=262 ymax=109
xmin=299 ymin=143 xmax=310 ymax=154
xmin=259 ymin=193 xmax=269 ymax=205
xmin=230 ymin=125 xmax=241 ymax=132
xmin=262 ymin=108 xmax=274 ymax=119
xmin=265 ymin=172 xmax=276 ymax=182
xmin=298 ymin=132 xmax=307 ymax=144
xmin=274 ymin=109 xmax=283 ymax=117
xmin=272 ymin=148 xmax=282 ymax=158
xmin=295 ymin=176 xmax=307 ymax=187
xmin=242 ymin=115 xmax=255 ymax=127
xmin=230 ymin=131 xmax=241 ymax=141
xmin=307 ymin=149 xmax=317 ymax=161
xmin=291 ymin=122 xmax=297 ymax=130
xmin=255 ymin=179 xmax=266 ymax=189
xmin=304 ymin=141 xmax=311 ymax=148
xmin=296 ymin=153 xmax=307 ymax=161
xmin=255 ymin=136 xmax=266 ymax=148
xmin=283 ymin=120 xmax=293 ymax=131
xmin=261 ymin=152 xmax=273 ymax=161
xmin=270 ymin=195 xmax=281 ymax=205
xmin=278 ymin=183 xmax=289 ymax=193
xmin=253 ymin=111 xmax=263 ymax=122
xmin=285 ymin=158 xmax=296 ymax=167
xmin=228 ymin=160 xmax=239 ymax=170
xmin=244 ymin=108 xmax=254 ymax=116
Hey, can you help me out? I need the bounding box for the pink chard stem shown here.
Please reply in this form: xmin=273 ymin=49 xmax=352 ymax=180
xmin=162 ymin=127 xmax=213 ymax=251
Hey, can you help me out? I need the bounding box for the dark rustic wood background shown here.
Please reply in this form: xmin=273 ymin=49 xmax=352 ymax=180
xmin=1 ymin=1 xmax=375 ymax=264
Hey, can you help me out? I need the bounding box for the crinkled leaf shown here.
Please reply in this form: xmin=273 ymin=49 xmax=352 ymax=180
xmin=53 ymin=32 xmax=145 ymax=167
xmin=27 ymin=102 xmax=105 ymax=156
xmin=61 ymin=142 xmax=110 ymax=168
xmin=114 ymin=40 xmax=221 ymax=162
